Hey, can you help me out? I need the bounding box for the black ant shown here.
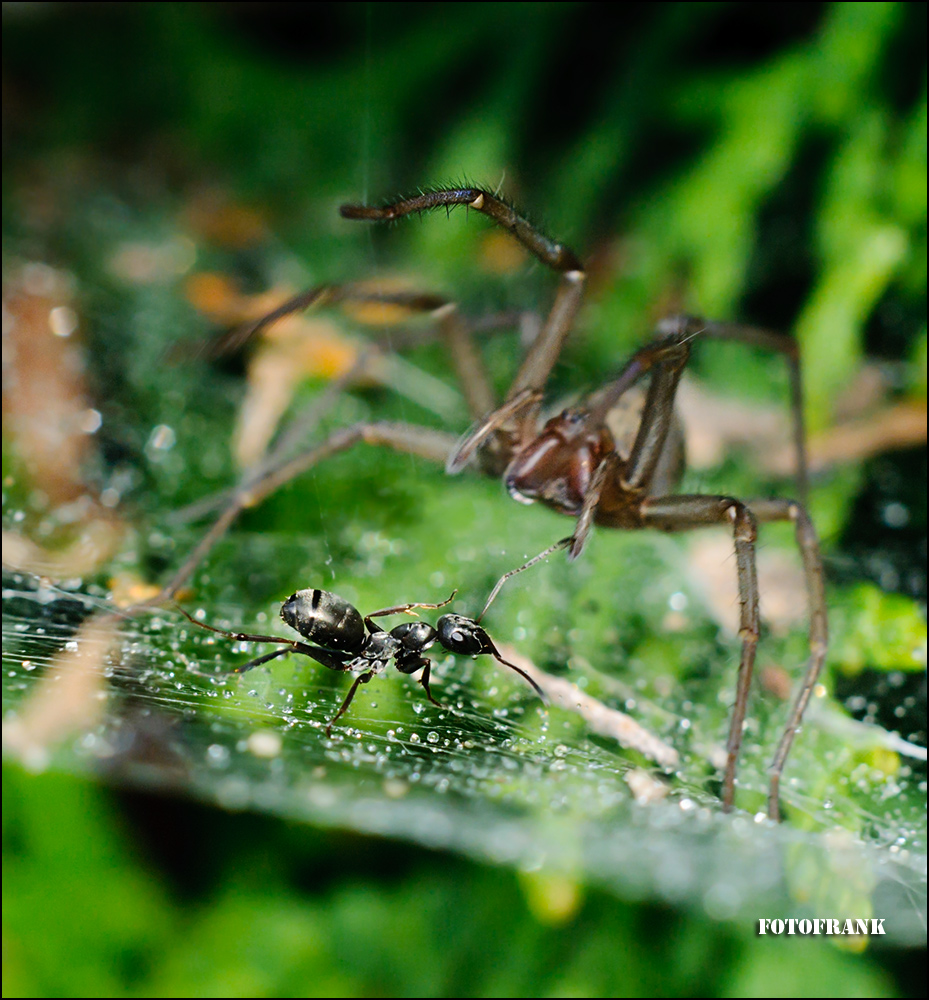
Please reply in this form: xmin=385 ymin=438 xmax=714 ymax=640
xmin=176 ymin=541 xmax=565 ymax=735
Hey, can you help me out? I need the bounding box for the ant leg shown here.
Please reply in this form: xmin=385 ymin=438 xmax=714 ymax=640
xmin=342 ymin=189 xmax=587 ymax=476
xmin=417 ymin=661 xmax=444 ymax=709
xmin=642 ymin=495 xmax=761 ymax=813
xmin=233 ymin=646 xmax=292 ymax=673
xmin=325 ymin=669 xmax=376 ymax=736
xmin=174 ymin=602 xmax=307 ymax=648
xmin=394 ymin=650 xmax=445 ymax=708
xmin=364 ymin=591 xmax=458 ymax=625
xmin=235 ymin=645 xmax=356 ymax=675
xmin=744 ymin=498 xmax=828 ymax=821
xmin=174 ymin=604 xmax=353 ymax=674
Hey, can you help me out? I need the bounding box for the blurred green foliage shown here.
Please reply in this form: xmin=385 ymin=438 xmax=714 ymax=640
xmin=3 ymin=3 xmax=926 ymax=997
xmin=2 ymin=766 xmax=899 ymax=999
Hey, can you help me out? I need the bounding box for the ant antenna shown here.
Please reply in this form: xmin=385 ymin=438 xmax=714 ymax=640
xmin=476 ymin=537 xmax=571 ymax=623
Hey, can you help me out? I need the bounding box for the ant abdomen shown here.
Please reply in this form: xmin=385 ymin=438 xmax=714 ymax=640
xmin=280 ymin=588 xmax=366 ymax=651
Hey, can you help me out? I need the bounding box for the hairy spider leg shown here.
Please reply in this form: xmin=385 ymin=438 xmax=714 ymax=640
xmin=342 ymin=193 xmax=808 ymax=516
xmin=343 ymin=189 xmax=587 ymax=478
xmin=641 ymin=495 xmax=826 ymax=819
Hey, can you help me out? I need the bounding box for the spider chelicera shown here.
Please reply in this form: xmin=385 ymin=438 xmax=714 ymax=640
xmin=177 ymin=543 xmax=563 ymax=736
xmin=164 ymin=187 xmax=827 ymax=820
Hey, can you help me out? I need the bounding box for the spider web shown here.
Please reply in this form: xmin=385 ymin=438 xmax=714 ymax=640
xmin=3 ymin=507 xmax=926 ymax=945
xmin=2 ymin=147 xmax=925 ymax=948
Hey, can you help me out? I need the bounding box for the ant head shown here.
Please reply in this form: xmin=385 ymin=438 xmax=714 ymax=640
xmin=435 ymin=614 xmax=492 ymax=656
xmin=436 ymin=613 xmax=546 ymax=701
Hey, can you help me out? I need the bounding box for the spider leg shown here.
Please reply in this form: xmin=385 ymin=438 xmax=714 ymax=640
xmin=447 ymin=269 xmax=586 ymax=476
xmin=657 ymin=315 xmax=809 ymax=505
xmin=570 ymin=314 xmax=809 ymax=554
xmin=514 ymin=328 xmax=693 ymax=564
xmin=476 ymin=536 xmax=571 ymax=621
xmin=250 ymin=422 xmax=455 ymax=513
xmin=176 ymin=300 xmax=528 ymax=528
xmin=341 ymin=188 xmax=587 ymax=478
xmin=446 ymin=388 xmax=541 ymax=470
xmin=741 ymin=498 xmax=828 ymax=821
xmin=607 ymin=329 xmax=692 ymax=494
xmin=641 ymin=495 xmax=761 ymax=814
xmin=204 ymin=270 xmax=532 ymax=421
xmin=433 ymin=302 xmax=497 ymax=422
xmin=154 ymin=421 xmax=457 ymax=603
xmin=434 ymin=307 xmax=543 ymax=424
xmin=341 ymin=189 xmax=582 ymax=271
xmin=210 ymin=284 xmax=450 ymax=356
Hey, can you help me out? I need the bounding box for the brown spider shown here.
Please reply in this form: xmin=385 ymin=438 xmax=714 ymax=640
xmin=166 ymin=188 xmax=827 ymax=821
